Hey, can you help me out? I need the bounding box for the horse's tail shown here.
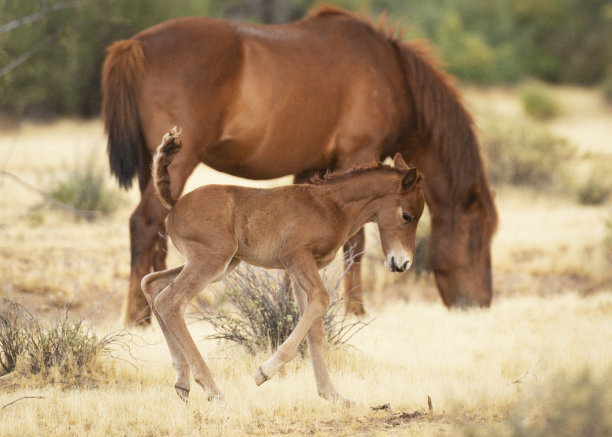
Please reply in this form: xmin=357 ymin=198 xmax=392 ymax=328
xmin=153 ymin=128 xmax=182 ymax=210
xmin=101 ymin=39 xmax=146 ymax=190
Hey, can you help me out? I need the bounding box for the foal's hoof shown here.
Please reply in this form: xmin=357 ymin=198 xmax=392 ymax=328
xmin=321 ymin=391 xmax=354 ymax=408
xmin=175 ymin=386 xmax=190 ymax=402
xmin=207 ymin=391 xmax=225 ymax=404
xmin=254 ymin=366 xmax=270 ymax=386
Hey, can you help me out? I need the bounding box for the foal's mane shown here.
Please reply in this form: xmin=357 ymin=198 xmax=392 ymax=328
xmin=309 ymin=163 xmax=403 ymax=186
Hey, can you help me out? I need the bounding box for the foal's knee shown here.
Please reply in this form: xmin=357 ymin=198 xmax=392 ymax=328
xmin=310 ymin=290 xmax=330 ymax=317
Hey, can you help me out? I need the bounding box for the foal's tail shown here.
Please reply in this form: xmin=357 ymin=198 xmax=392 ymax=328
xmin=153 ymin=128 xmax=182 ymax=210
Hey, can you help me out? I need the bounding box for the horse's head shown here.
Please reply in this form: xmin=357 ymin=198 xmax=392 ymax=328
xmin=376 ymin=154 xmax=425 ymax=274
xmin=427 ymin=179 xmax=498 ymax=308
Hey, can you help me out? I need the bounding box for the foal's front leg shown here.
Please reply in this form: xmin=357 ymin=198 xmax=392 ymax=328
xmin=292 ymin=281 xmax=351 ymax=405
xmin=254 ymin=254 xmax=329 ymax=387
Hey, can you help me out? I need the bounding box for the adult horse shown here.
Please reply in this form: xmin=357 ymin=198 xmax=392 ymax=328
xmin=102 ymin=6 xmax=498 ymax=325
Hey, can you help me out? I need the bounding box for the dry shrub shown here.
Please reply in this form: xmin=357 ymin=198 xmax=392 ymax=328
xmin=0 ymin=298 xmax=125 ymax=384
xmin=194 ymin=263 xmax=370 ymax=355
xmin=480 ymin=115 xmax=574 ymax=189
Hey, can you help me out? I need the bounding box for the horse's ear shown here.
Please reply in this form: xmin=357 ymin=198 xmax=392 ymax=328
xmin=462 ymin=182 xmax=482 ymax=212
xmin=401 ymin=167 xmax=421 ymax=190
xmin=393 ymin=153 xmax=409 ymax=171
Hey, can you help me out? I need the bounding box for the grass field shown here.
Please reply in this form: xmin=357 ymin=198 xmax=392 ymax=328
xmin=1 ymin=86 xmax=611 ymax=435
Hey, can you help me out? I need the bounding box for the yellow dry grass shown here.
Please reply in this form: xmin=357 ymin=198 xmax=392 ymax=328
xmin=1 ymin=86 xmax=611 ymax=435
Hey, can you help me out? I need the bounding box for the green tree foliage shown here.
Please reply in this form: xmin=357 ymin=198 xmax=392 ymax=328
xmin=1 ymin=0 xmax=611 ymax=118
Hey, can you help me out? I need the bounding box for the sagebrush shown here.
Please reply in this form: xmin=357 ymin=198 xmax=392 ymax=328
xmin=194 ymin=263 xmax=370 ymax=355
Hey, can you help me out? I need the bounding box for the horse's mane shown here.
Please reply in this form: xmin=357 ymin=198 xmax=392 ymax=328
xmin=309 ymin=6 xmax=497 ymax=229
xmin=309 ymin=163 xmax=404 ymax=186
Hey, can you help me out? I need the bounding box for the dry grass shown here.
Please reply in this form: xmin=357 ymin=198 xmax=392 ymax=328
xmin=1 ymin=86 xmax=612 ymax=435
xmin=1 ymin=294 xmax=610 ymax=435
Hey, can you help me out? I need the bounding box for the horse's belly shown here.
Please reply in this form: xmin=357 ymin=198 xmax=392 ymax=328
xmin=204 ymin=135 xmax=333 ymax=180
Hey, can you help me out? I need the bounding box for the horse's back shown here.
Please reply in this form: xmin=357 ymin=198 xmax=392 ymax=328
xmin=133 ymin=12 xmax=408 ymax=178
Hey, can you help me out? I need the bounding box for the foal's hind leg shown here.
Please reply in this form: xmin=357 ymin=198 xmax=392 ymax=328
xmin=141 ymin=266 xmax=191 ymax=400
xmin=154 ymin=247 xmax=237 ymax=401
xmin=292 ymin=280 xmax=351 ymax=405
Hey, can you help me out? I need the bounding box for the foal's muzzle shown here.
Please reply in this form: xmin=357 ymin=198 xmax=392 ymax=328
xmin=390 ymin=256 xmax=410 ymax=273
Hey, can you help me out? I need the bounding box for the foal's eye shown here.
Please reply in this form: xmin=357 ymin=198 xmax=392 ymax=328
xmin=402 ymin=212 xmax=413 ymax=223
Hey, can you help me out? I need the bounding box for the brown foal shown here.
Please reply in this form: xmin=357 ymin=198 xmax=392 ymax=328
xmin=142 ymin=129 xmax=425 ymax=403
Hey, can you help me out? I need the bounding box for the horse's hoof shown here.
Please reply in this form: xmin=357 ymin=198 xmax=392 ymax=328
xmin=253 ymin=366 xmax=270 ymax=386
xmin=175 ymin=386 xmax=190 ymax=402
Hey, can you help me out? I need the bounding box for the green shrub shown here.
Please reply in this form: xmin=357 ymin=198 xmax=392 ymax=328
xmin=195 ymin=265 xmax=370 ymax=355
xmin=519 ymin=83 xmax=561 ymax=120
xmin=575 ymin=167 xmax=612 ymax=205
xmin=49 ymin=160 xmax=121 ymax=219
xmin=480 ymin=115 xmax=574 ymax=188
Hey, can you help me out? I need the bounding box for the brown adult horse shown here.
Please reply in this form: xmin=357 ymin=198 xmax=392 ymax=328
xmin=142 ymin=129 xmax=425 ymax=403
xmin=102 ymin=6 xmax=498 ymax=324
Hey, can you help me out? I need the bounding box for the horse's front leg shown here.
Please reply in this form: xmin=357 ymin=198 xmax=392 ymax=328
xmin=343 ymin=228 xmax=366 ymax=316
xmin=254 ymin=253 xmax=329 ymax=387
xmin=292 ymin=280 xmax=351 ymax=405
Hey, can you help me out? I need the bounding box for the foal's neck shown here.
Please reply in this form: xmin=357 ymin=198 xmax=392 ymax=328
xmin=323 ymin=173 xmax=395 ymax=236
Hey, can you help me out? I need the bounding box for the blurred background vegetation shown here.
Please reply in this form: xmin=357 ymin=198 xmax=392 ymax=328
xmin=1 ymin=0 xmax=611 ymax=119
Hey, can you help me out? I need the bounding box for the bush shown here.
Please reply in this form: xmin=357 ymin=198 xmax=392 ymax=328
xmin=480 ymin=115 xmax=574 ymax=188
xmin=519 ymin=83 xmax=561 ymax=120
xmin=195 ymin=264 xmax=370 ymax=355
xmin=576 ymin=179 xmax=611 ymax=206
xmin=49 ymin=160 xmax=121 ymax=219
xmin=0 ymin=298 xmax=122 ymax=381
xmin=501 ymin=370 xmax=612 ymax=437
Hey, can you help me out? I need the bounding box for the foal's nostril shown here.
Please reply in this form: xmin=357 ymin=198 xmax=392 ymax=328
xmin=402 ymin=261 xmax=409 ymax=271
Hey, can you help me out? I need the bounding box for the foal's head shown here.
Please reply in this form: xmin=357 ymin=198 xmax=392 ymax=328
xmin=377 ymin=154 xmax=425 ymax=273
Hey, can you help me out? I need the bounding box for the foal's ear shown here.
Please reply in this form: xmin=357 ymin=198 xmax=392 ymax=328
xmin=393 ymin=153 xmax=410 ymax=171
xmin=401 ymin=167 xmax=421 ymax=190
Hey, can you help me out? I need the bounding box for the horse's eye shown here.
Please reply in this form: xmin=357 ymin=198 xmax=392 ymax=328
xmin=402 ymin=212 xmax=413 ymax=223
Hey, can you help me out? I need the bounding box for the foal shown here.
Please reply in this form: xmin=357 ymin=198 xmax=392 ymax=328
xmin=142 ymin=129 xmax=425 ymax=404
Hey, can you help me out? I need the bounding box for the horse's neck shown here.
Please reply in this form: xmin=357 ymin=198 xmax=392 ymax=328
xmin=396 ymin=41 xmax=482 ymax=210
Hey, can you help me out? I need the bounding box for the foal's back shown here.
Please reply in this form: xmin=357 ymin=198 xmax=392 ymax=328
xmin=167 ymin=184 xmax=344 ymax=269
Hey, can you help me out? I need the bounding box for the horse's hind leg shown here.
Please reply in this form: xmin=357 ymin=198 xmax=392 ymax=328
xmin=126 ymin=182 xmax=168 ymax=326
xmin=142 ymin=266 xmax=192 ymax=400
xmin=126 ymin=155 xmax=197 ymax=326
xmin=292 ymin=280 xmax=351 ymax=405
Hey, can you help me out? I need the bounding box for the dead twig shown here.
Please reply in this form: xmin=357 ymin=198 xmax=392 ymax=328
xmin=1 ymin=396 xmax=45 ymax=411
